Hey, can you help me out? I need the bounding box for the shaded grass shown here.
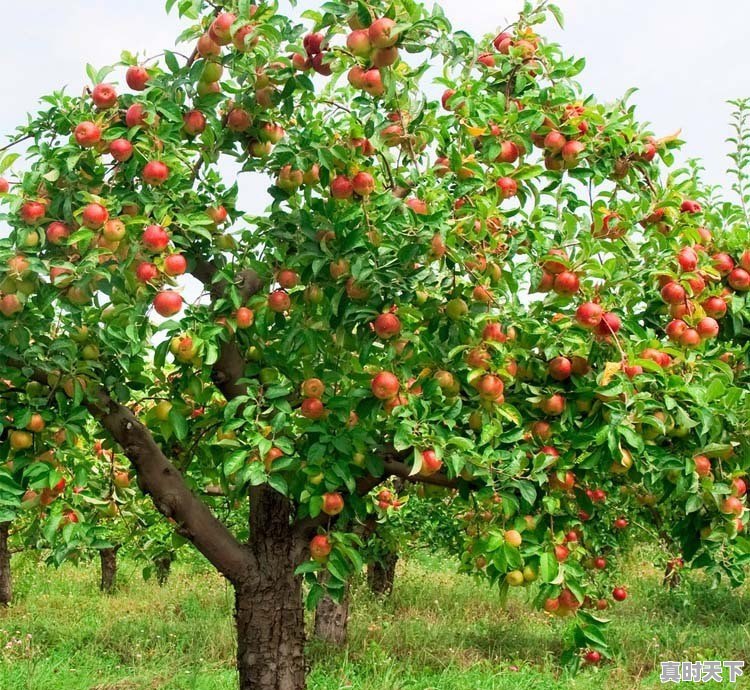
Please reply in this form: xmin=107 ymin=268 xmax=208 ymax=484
xmin=0 ymin=547 xmax=747 ymax=689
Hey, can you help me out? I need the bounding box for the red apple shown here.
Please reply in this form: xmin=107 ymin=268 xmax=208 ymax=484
xmin=153 ymin=290 xmax=183 ymax=317
xmin=371 ymin=372 xmax=399 ymax=399
xmin=92 ymin=83 xmax=117 ymax=109
xmin=126 ymin=66 xmax=150 ymax=91
xmin=142 ymin=161 xmax=169 ymax=186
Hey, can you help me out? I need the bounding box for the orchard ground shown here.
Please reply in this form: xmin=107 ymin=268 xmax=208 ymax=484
xmin=0 ymin=547 xmax=747 ymax=690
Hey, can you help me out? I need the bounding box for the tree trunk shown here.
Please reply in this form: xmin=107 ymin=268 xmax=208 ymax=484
xmin=99 ymin=546 xmax=120 ymax=594
xmin=0 ymin=523 xmax=11 ymax=605
xmin=368 ymin=552 xmax=398 ymax=596
xmin=155 ymin=554 xmax=172 ymax=586
xmin=236 ymin=486 xmax=306 ymax=690
xmin=314 ymin=580 xmax=350 ymax=645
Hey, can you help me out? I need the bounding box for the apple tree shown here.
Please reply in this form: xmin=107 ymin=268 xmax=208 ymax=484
xmin=0 ymin=0 xmax=749 ymax=687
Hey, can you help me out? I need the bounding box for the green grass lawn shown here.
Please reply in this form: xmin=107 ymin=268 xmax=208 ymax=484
xmin=0 ymin=548 xmax=747 ymax=689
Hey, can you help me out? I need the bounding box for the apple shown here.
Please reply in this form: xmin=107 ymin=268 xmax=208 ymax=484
xmin=21 ymin=201 xmax=46 ymax=225
xmin=368 ymin=18 xmax=398 ymax=49
xmin=329 ymin=259 xmax=349 ymax=280
xmin=612 ymin=587 xmax=627 ymax=602
xmin=208 ymin=206 xmax=228 ymax=226
xmin=9 ymin=430 xmax=33 ymax=450
xmin=721 ymin=496 xmax=744 ymax=516
xmin=694 ymin=454 xmax=711 ymax=477
xmin=421 ymin=449 xmax=443 ymax=475
xmin=330 ymin=175 xmax=353 ymax=200
xmin=109 ymin=138 xmax=134 ymax=162
xmin=373 ymin=313 xmax=401 ymax=339
xmin=554 ymin=544 xmax=570 ymax=562
xmin=227 ymin=108 xmax=252 ymax=132
xmin=197 ymin=34 xmax=221 ymax=58
xmin=504 ymin=529 xmax=522 ymax=547
xmin=702 ymin=296 xmax=727 ymax=318
xmin=184 ymin=110 xmax=207 ymax=136
xmin=561 ymin=140 xmax=584 ymax=165
xmin=680 ymin=199 xmax=701 ymax=214
xmin=142 ymin=225 xmax=170 ymax=252
xmin=595 ymin=312 xmax=621 ymax=338
xmin=661 ymin=281 xmax=686 ymax=304
xmin=372 ymin=47 xmax=399 ymax=68
xmin=475 ymin=374 xmax=503 ymax=400
xmin=593 ymin=556 xmax=606 ymax=570
xmin=0 ymin=178 xmax=8 ymax=193
xmin=74 ymin=121 xmax=101 ymax=147
xmin=82 ymin=203 xmax=109 ymax=229
xmin=553 ymin=271 xmax=579 ymax=295
xmin=696 ymin=316 xmax=719 ymax=339
xmin=125 ymin=103 xmax=148 ymax=128
xmin=544 ymin=130 xmax=566 ymax=152
xmin=352 ymin=171 xmax=375 ymax=197
xmin=665 ymin=319 xmax=687 ymax=341
xmin=136 ymin=262 xmax=159 ymax=282
xmin=493 ymin=31 xmax=513 ymax=52
xmin=575 ymin=301 xmax=603 ymax=329
xmin=310 ymin=534 xmax=331 ymax=562
xmin=235 ymin=307 xmax=254 ymax=329
xmin=153 ymin=291 xmax=183 ymax=317
xmin=540 ymin=393 xmax=565 ymax=416
xmin=728 ymin=268 xmax=750 ymax=291
xmin=732 ymin=477 xmax=747 ymax=497
xmin=164 ymin=254 xmax=187 ymax=276
xmin=677 ymin=247 xmax=698 ymax=272
xmin=233 ymin=24 xmax=258 ymax=52
xmin=496 ymin=176 xmax=518 ymax=198
xmin=46 ymin=221 xmax=71 ymax=244
xmin=277 ymin=269 xmax=299 ymax=289
xmin=113 ymin=471 xmax=131 ymax=488
xmin=126 ymin=65 xmax=150 ymax=91
xmin=301 ymin=378 xmax=325 ymax=398
xmin=679 ymin=328 xmax=701 ymax=348
xmin=209 ymin=12 xmax=237 ymax=45
xmin=347 ymin=29 xmax=371 ymax=56
xmin=268 ymin=290 xmax=291 ymax=312
xmin=303 ymin=32 xmax=326 ymax=56
xmin=322 ymin=492 xmax=344 ymax=516
xmin=143 ymin=161 xmax=169 ymax=185
xmin=371 ymin=372 xmax=399 ymax=399
xmin=548 ymin=356 xmax=572 ymax=381
xmin=584 ymin=650 xmax=601 ymax=665
xmin=92 ymin=83 xmax=117 ymax=109
xmin=614 ymin=517 xmax=628 ymax=529
xmin=300 ymin=397 xmax=325 ymax=420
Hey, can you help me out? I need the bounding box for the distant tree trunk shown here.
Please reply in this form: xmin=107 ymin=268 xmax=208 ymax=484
xmin=155 ymin=553 xmax=173 ymax=586
xmin=0 ymin=522 xmax=11 ymax=605
xmin=368 ymin=552 xmax=398 ymax=596
xmin=99 ymin=545 xmax=120 ymax=593
xmin=314 ymin=580 xmax=350 ymax=645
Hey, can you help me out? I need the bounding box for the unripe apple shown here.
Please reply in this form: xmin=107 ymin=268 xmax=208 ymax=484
xmin=153 ymin=291 xmax=183 ymax=317
xmin=302 ymin=378 xmax=325 ymax=398
xmin=126 ymin=65 xmax=150 ymax=91
xmin=92 ymin=83 xmax=117 ymax=109
xmin=102 ymin=219 xmax=126 ymax=242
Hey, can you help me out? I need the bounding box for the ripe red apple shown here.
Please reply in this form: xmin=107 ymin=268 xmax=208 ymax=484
xmin=197 ymin=33 xmax=221 ymax=58
xmin=21 ymin=201 xmax=46 ymax=225
xmin=322 ymin=492 xmax=344 ymax=516
xmin=593 ymin=556 xmax=606 ymax=570
xmin=497 ymin=141 xmax=519 ymax=163
xmin=732 ymin=477 xmax=747 ymax=497
xmin=276 ymin=269 xmax=298 ymax=289
xmin=347 ymin=29 xmax=372 ymax=56
xmin=721 ymin=496 xmax=744 ymax=517
xmin=612 ymin=587 xmax=627 ymax=602
xmin=561 ymin=140 xmax=584 ymax=165
xmin=126 ymin=65 xmax=150 ymax=91
xmin=680 ymin=199 xmax=702 ymax=214
xmin=496 ymin=176 xmax=518 ymax=198
xmin=677 ymin=247 xmax=698 ymax=272
xmin=362 ymin=69 xmax=384 ymax=96
xmin=369 ymin=17 xmax=398 ymax=49
xmin=268 ymin=290 xmax=291 ymax=312
xmin=164 ymin=254 xmax=187 ymax=276
xmin=596 ymin=311 xmax=621 ymax=337
xmin=92 ymin=83 xmax=117 ymax=109
xmin=373 ymin=313 xmax=401 ymax=339
xmin=81 ymin=203 xmax=109 ymax=229
xmin=310 ymin=534 xmax=331 ymax=562
xmin=441 ymin=89 xmax=457 ymax=110
xmin=371 ymin=372 xmax=400 ymax=399
xmin=712 ymin=252 xmax=734 ymax=275
xmin=109 ymin=138 xmax=134 ymax=162
xmin=575 ymin=301 xmax=603 ymax=329
xmin=475 ymin=374 xmax=504 ymax=400
xmin=696 ymin=316 xmax=719 ymax=339
xmin=661 ymin=281 xmax=686 ymax=304
xmin=493 ymin=32 xmax=513 ymax=53
xmin=553 ymin=271 xmax=579 ymax=295
xmin=330 ymin=175 xmax=354 ymax=200
xmin=352 ymin=171 xmax=375 ymax=196
xmin=125 ymin=103 xmax=147 ymax=128
xmin=235 ymin=307 xmax=254 ymax=329
xmin=143 ymin=161 xmax=169 ymax=186
xmin=372 ymin=46 xmax=399 ymax=68
xmin=183 ymin=109 xmax=207 ymax=136
xmin=142 ymin=225 xmax=170 ymax=252
xmin=679 ymin=328 xmax=701 ymax=348
xmin=554 ymin=544 xmax=570 ymax=562
xmin=702 ymin=296 xmax=727 ymax=318
xmin=728 ymin=268 xmax=750 ymax=291
xmin=694 ymin=454 xmax=711 ymax=477
xmin=74 ymin=121 xmax=101 ymax=147
xmin=300 ymin=397 xmax=326 ymax=420
xmin=665 ymin=319 xmax=687 ymax=341
xmin=0 ymin=177 xmax=8 ymax=194
xmin=421 ymin=449 xmax=443 ymax=475
xmin=623 ymin=364 xmax=643 ymax=379
xmin=584 ymin=650 xmax=601 ymax=665
xmin=46 ymin=221 xmax=71 ymax=245
xmin=548 ymin=356 xmax=572 ymax=381
xmin=0 ymin=294 xmax=22 ymax=317
xmin=153 ymin=291 xmax=183 ymax=317
xmin=227 ymin=108 xmax=252 ymax=132
xmin=209 ymin=12 xmax=237 ymax=45
xmin=540 ymin=393 xmax=565 ymax=416
xmin=136 ymin=261 xmax=159 ymax=282
xmin=303 ymin=32 xmax=325 ymax=56
xmin=233 ymin=24 xmax=258 ymax=52
xmin=544 ymin=130 xmax=566 ymax=152
xmin=614 ymin=517 xmax=628 ymax=529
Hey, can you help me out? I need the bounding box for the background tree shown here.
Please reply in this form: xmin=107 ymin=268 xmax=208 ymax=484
xmin=0 ymin=0 xmax=749 ymax=688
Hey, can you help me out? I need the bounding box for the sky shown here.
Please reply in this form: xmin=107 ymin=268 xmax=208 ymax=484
xmin=1 ymin=0 xmax=749 ymax=196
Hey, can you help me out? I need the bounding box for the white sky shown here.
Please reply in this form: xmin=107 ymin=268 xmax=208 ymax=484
xmin=1 ymin=0 xmax=749 ymax=197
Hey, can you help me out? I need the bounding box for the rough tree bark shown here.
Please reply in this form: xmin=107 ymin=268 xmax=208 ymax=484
xmin=99 ymin=545 xmax=120 ymax=593
xmin=0 ymin=522 xmax=12 ymax=605
xmin=368 ymin=552 xmax=398 ymax=596
xmin=313 ymin=579 xmax=350 ymax=646
xmin=236 ymin=485 xmax=307 ymax=690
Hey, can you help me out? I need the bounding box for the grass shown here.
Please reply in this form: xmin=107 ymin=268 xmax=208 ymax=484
xmin=0 ymin=548 xmax=748 ymax=689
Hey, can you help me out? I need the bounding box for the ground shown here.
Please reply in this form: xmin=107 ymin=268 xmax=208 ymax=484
xmin=0 ymin=548 xmax=747 ymax=689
